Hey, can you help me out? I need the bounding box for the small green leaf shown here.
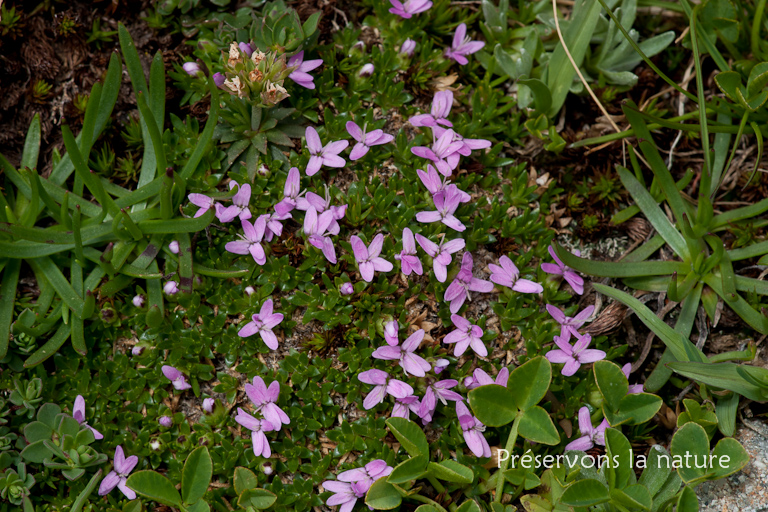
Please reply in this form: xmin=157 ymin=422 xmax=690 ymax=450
xmin=365 ymin=478 xmax=402 ymax=510
xmin=603 ymin=393 xmax=662 ymax=426
xmin=468 ymin=384 xmax=518 ymax=427
xmin=518 ymin=406 xmax=560 ymax=445
xmin=387 ymin=455 xmax=428 ymax=484
xmin=181 ymin=446 xmax=212 ymax=505
xmin=610 ymin=485 xmax=651 ymax=511
xmin=427 ymin=460 xmax=474 ymax=484
xmin=125 ymin=470 xmax=182 ymax=508
xmin=233 ymin=467 xmax=259 ymax=495
xmin=507 ymin=356 xmax=551 ymax=411
xmin=238 ymin=488 xmax=277 ymax=510
xmin=670 ymin=422 xmax=710 ymax=484
xmin=594 ymin=360 xmax=629 ymax=412
xmin=560 ymin=479 xmax=610 ymax=507
xmin=385 ymin=418 xmax=428 ymax=457
xmin=455 ymin=500 xmax=482 ymax=512
xmin=604 ymin=428 xmax=634 ymax=490
xmin=709 ymin=437 xmax=749 ymax=479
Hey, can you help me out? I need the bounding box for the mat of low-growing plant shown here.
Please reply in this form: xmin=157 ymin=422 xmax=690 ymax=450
xmin=1 ymin=0 xmax=768 ymax=511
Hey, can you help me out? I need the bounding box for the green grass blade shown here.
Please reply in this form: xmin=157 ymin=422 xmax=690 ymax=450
xmin=138 ymin=209 xmax=214 ymax=234
xmin=703 ymin=273 xmax=768 ymax=333
xmin=0 ymin=259 xmax=21 ymax=359
xmin=21 ymin=113 xmax=41 ymax=171
xmin=79 ymin=81 xmax=103 ymax=157
xmin=95 ymin=53 xmax=122 ymax=139
xmin=149 ymin=51 xmax=165 ymax=133
xmin=180 ymin=75 xmax=220 ymax=181
xmin=177 ymin=233 xmax=193 ymax=294
xmin=24 ymin=322 xmax=71 ymax=368
xmin=28 ymin=257 xmax=85 ymax=319
xmin=554 ymin=242 xmax=684 ymax=276
xmin=136 ymin=91 xmax=167 ymax=184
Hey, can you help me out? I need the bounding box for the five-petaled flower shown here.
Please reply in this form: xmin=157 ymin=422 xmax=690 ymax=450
xmin=216 ymin=182 xmax=252 ymax=223
xmin=444 ymin=253 xmax=494 ymax=313
xmin=411 ymin=129 xmax=463 ymax=176
xmin=416 ymin=185 xmax=467 ymax=232
xmin=410 ymin=90 xmax=453 ymax=128
xmin=419 ymin=379 xmax=463 ymax=424
xmin=245 ymin=376 xmax=291 ymax=428
xmin=489 ymin=255 xmax=543 ymax=293
xmin=235 ymin=407 xmax=276 ymax=458
xmin=287 ymin=51 xmax=323 ymax=89
xmin=541 ymin=245 xmax=585 ymax=295
xmin=546 ymin=304 xmax=595 ymax=339
xmin=98 ymin=446 xmax=139 ymax=499
xmin=305 ymin=126 xmax=349 ymax=176
xmin=565 ymin=407 xmax=609 ymax=451
xmin=351 ymin=234 xmax=393 ymax=282
xmin=372 ymin=329 xmax=431 ymax=377
xmin=73 ymin=395 xmax=103 ymax=440
xmin=346 ymin=121 xmax=394 ymax=160
xmin=225 ymin=217 xmax=268 ymax=265
xmin=444 ymin=314 xmax=487 ymax=357
xmin=394 ymin=228 xmax=423 ymax=276
xmin=238 ymin=299 xmax=284 ymax=350
xmin=415 ymin=234 xmax=465 ymax=282
xmin=545 ymin=332 xmax=606 ymax=376
xmin=357 ymin=369 xmax=414 ymax=410
xmin=456 ymin=401 xmax=491 ymax=457
xmin=388 ymin=0 xmax=432 ymax=18
xmin=162 ymin=365 xmax=192 ymax=391
xmin=275 ymin=167 xmax=305 ymax=215
xmin=444 ymin=23 xmax=485 ymax=65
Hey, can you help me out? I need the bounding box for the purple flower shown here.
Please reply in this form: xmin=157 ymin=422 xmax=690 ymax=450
xmin=322 ymin=480 xmax=369 ymax=512
xmin=338 ymin=460 xmax=393 ymax=487
xmin=132 ymin=294 xmax=145 ymax=308
xmin=410 ymin=91 xmax=453 ymax=128
xmin=288 ymin=51 xmax=323 ymax=89
xmin=245 ymin=286 xmax=256 ymax=296
xmin=168 ymin=240 xmax=180 ymax=254
xmin=203 ymin=398 xmax=215 ymax=413
xmin=275 ymin=167 xmax=304 ymax=215
xmin=73 ymin=395 xmax=103 ymax=440
xmin=545 ymin=332 xmax=606 ymax=376
xmin=444 ymin=253 xmax=494 ymax=314
xmin=414 ymin=234 xmax=465 ymax=282
xmin=392 ymin=395 xmax=421 ymax=419
xmin=183 ymin=62 xmax=203 ymax=76
xmin=541 ymin=245 xmax=585 ymax=295
xmin=131 ymin=346 xmax=144 ymax=356
xmin=419 ymin=379 xmax=463 ymax=424
xmin=305 ymin=126 xmax=349 ymax=176
xmin=359 ymin=63 xmax=375 ymax=77
xmin=98 ymin=446 xmax=139 ymax=499
xmin=260 ymin=211 xmax=289 ymax=242
xmin=432 ymin=125 xmax=492 ymax=156
xmin=238 ymin=299 xmax=284 ymax=350
xmin=235 ymin=407 xmax=276 ymax=458
xmin=565 ymin=407 xmax=609 ymax=451
xmin=416 ymin=165 xmax=470 ymax=202
xmin=444 ymin=23 xmax=485 ymax=65
xmin=238 ymin=42 xmax=253 ymax=57
xmin=444 ymin=314 xmax=486 ymax=357
xmin=384 ymin=320 xmax=399 ymax=346
xmin=351 ymin=234 xmax=393 ymax=282
xmin=188 ymin=193 xmax=215 ymax=218
xmin=388 ymin=0 xmax=432 ymax=18
xmin=225 ymin=216 xmax=267 ymax=265
xmin=162 ymin=365 xmax=192 ymax=391
xmin=304 ymin=207 xmax=337 ymax=264
xmin=400 ymin=39 xmax=417 ymax=56
xmin=296 ymin=186 xmax=346 ymax=235
xmin=163 ymin=280 xmax=178 ymax=295
xmin=213 ymin=72 xmax=226 ymax=88
xmin=245 ymin=376 xmax=290 ymax=428
xmin=358 ymin=369 xmax=414 ymax=410
xmin=411 ymin=129 xmax=463 ymax=176
xmin=489 ymin=256 xmax=543 ymax=293
xmin=159 ymin=416 xmax=172 ymax=428
xmin=622 ymin=363 xmax=645 ymax=394
xmin=546 ymin=304 xmax=595 ymax=339
xmin=394 ymin=228 xmax=423 ymax=276
xmin=372 ymin=329 xmax=431 ymax=377
xmin=464 ymin=367 xmax=510 ymax=390
xmin=416 ymin=185 xmax=467 ymax=231
xmin=216 ymin=183 xmax=252 ymax=223
xmin=457 ymin=401 xmax=491 ymax=457
xmin=340 ymin=282 xmax=354 ymax=296
xmin=433 ymin=358 xmax=450 ymax=374
xmin=346 ymin=121 xmax=394 ymax=160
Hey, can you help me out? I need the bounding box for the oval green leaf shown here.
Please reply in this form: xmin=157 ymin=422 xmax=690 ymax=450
xmin=468 ymin=384 xmax=517 ymax=427
xmin=560 ymin=479 xmax=610 ymax=507
xmin=518 ymin=406 xmax=560 ymax=445
xmin=385 ymin=418 xmax=428 ymax=458
xmin=125 ymin=470 xmax=182 ymax=508
xmin=365 ymin=478 xmax=402 ymax=510
xmin=507 ymin=356 xmax=552 ymax=411
xmin=427 ymin=460 xmax=474 ymax=484
xmin=594 ymin=360 xmax=629 ymax=412
xmin=181 ymin=446 xmax=212 ymax=505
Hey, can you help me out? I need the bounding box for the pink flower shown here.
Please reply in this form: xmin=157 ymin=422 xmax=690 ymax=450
xmin=394 ymin=228 xmax=423 ymax=276
xmin=464 ymin=367 xmax=509 ymax=390
xmin=322 ymin=480 xmax=369 ymax=512
xmin=416 ymin=165 xmax=470 ymax=200
xmin=546 ymin=304 xmax=594 ymax=338
xmin=414 ymin=234 xmax=465 ymax=282
xmin=216 ymin=182 xmax=252 ymax=223
xmin=351 ymin=234 xmax=393 ymax=282
xmin=183 ymin=62 xmax=203 ymax=76
xmin=168 ymin=240 xmax=180 ymax=254
xmin=73 ymin=395 xmax=103 ymax=440
xmin=296 ymin=186 xmax=346 ymax=235
xmin=434 ymin=358 xmax=450 ymax=374
xmin=245 ymin=376 xmax=290 ymax=428
xmin=565 ymin=407 xmax=609 ymax=451
xmin=410 ymin=91 xmax=453 ymax=128
xmin=202 ymin=398 xmax=215 ymax=413
xmin=346 ymin=121 xmax=394 ymax=160
xmin=225 ymin=216 xmax=268 ymax=265
xmin=541 ymin=245 xmax=585 ymax=295
xmin=340 ymin=282 xmax=354 ymax=296
xmin=159 ymin=416 xmax=172 ymax=427
xmin=238 ymin=299 xmax=284 ymax=350
xmin=444 ymin=314 xmax=487 ymax=357
xmin=260 ymin=211 xmax=288 ymax=242
xmin=303 ymin=207 xmax=337 ymax=264
xmin=162 ymin=365 xmax=192 ymax=391
xmin=234 ymin=407 xmax=276 ymax=458
xmin=98 ymin=446 xmax=139 ymax=499
xmin=384 ymin=320 xmax=399 ymax=346
xmin=432 ymin=125 xmax=492 ymax=156
xmin=444 ymin=23 xmax=485 ymax=65
xmin=622 ymin=363 xmax=645 ymax=394
xmin=372 ymin=329 xmax=431 ymax=377
xmin=357 ymin=369 xmax=414 ymax=410
xmin=489 ymin=256 xmax=543 ymax=293
xmin=457 ymin=401 xmax=491 ymax=457
xmin=444 ymin=253 xmax=494 ymax=314
xmin=400 ymin=39 xmax=417 ymax=56
xmin=411 ymin=129 xmax=463 ymax=176
xmin=338 ymin=459 xmax=393 ymax=487
xmin=416 ymin=185 xmax=467 ymax=232
xmin=419 ymin=379 xmax=463 ymax=424
xmin=388 ymin=0 xmax=432 ymax=18
xmin=545 ymin=332 xmax=606 ymax=376
xmin=305 ymin=126 xmax=349 ymax=176
xmin=163 ymin=280 xmax=179 ymax=295
xmin=275 ymin=167 xmax=305 ymax=215
xmin=288 ymin=51 xmax=323 ymax=89
xmin=132 ymin=294 xmax=145 ymax=307
xmin=359 ymin=63 xmax=374 ymax=77
xmin=392 ymin=395 xmax=421 ymax=420
xmin=188 ymin=193 xmax=215 ymax=218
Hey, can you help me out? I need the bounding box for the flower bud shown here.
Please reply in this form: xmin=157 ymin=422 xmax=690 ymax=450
xmin=262 ymin=462 xmax=273 ymax=475
xmin=132 ymin=345 xmax=144 ymax=356
xmin=257 ymin=163 xmax=270 ymax=176
xmin=183 ymin=62 xmax=203 ymax=77
xmin=434 ymin=358 xmax=450 ymax=374
xmin=132 ymin=294 xmax=145 ymax=308
xmin=169 ymin=240 xmax=180 ymax=254
xmin=340 ymin=282 xmax=354 ymax=296
xmin=359 ymin=63 xmax=374 ymax=77
xmin=164 ymin=280 xmax=179 ymax=295
xmin=245 ymin=286 xmax=256 ymax=296
xmin=239 ymin=42 xmax=254 ymax=57
xmin=400 ymin=39 xmax=416 ymax=57
xmin=213 ymin=72 xmax=226 ymax=88
xmin=159 ymin=416 xmax=172 ymax=428
xmin=202 ymin=398 xmax=215 ymax=413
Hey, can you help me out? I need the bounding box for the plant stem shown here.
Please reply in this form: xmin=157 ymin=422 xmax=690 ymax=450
xmin=751 ymin=0 xmax=767 ymax=60
xmin=427 ymin=474 xmax=446 ymax=494
xmin=494 ymin=413 xmax=521 ymax=503
xmin=410 ymin=493 xmax=449 ymax=512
